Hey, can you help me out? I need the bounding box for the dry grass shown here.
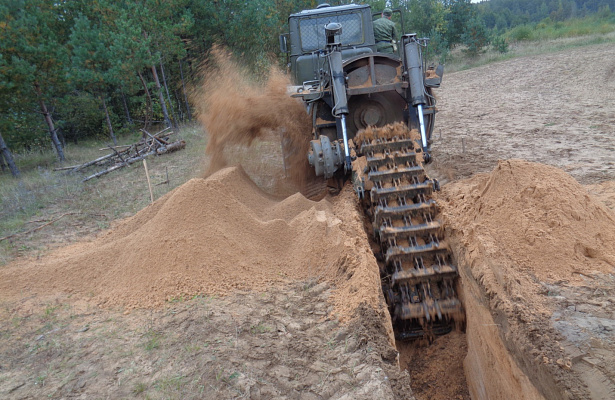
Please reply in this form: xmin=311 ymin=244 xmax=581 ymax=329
xmin=0 ymin=124 xmax=207 ymax=265
xmin=444 ymin=30 xmax=615 ymax=73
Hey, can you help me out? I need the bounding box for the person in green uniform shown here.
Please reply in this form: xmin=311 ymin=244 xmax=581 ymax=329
xmin=373 ymin=8 xmax=398 ymax=54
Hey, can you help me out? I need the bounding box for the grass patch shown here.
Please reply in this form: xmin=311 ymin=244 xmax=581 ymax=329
xmin=143 ymin=330 xmax=162 ymax=351
xmin=250 ymin=322 xmax=272 ymax=334
xmin=132 ymin=381 xmax=148 ymax=395
xmin=154 ymin=374 xmax=187 ymax=394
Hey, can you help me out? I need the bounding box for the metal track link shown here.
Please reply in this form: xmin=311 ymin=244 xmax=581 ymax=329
xmin=360 ymin=135 xmax=463 ymax=340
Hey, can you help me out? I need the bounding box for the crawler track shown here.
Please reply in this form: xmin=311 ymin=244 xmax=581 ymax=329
xmin=356 ymin=133 xmax=464 ymax=340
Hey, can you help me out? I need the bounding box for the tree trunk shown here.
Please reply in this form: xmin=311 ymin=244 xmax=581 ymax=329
xmin=174 ymin=89 xmax=184 ymax=121
xmin=121 ymin=88 xmax=133 ymax=124
xmin=34 ymin=82 xmax=65 ymax=161
xmin=0 ymin=151 xmax=5 ymax=171
xmin=179 ymin=59 xmax=192 ymax=121
xmin=150 ymin=64 xmax=171 ymax=127
xmin=137 ymin=70 xmax=153 ymax=131
xmin=159 ymin=59 xmax=178 ymax=127
xmin=101 ymin=95 xmax=117 ymax=145
xmin=0 ymin=131 xmax=20 ymax=178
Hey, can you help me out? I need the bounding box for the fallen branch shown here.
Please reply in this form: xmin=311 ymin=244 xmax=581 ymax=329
xmin=108 ymin=144 xmax=126 ymax=164
xmin=70 ymin=150 xmax=130 ymax=173
xmin=82 ymin=150 xmax=157 ymax=182
xmin=0 ymin=213 xmax=78 ymax=242
xmin=53 ymin=165 xmax=82 ymax=171
xmin=140 ymin=128 xmax=169 ymax=145
xmin=98 ymin=144 xmax=132 ymax=151
xmin=156 ymin=140 xmax=186 ymax=155
xmin=153 ymin=126 xmax=172 ymax=137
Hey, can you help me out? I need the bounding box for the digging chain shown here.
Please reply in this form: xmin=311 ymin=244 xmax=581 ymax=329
xmin=357 ymin=134 xmax=464 ymax=340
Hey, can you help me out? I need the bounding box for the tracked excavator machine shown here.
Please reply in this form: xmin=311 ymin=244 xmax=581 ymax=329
xmin=280 ymin=3 xmax=463 ymax=340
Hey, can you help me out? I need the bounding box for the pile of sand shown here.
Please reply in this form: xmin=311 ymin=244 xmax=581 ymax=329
xmin=440 ymin=159 xmax=615 ymax=399
xmin=441 ymin=159 xmax=615 ymax=283
xmin=0 ymin=167 xmax=387 ymax=325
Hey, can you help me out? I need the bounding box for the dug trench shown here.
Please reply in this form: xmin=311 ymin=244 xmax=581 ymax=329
xmin=354 ymin=180 xmax=471 ymax=400
xmin=362 ymin=156 xmax=615 ymax=400
xmin=3 ymin=157 xmax=610 ymax=399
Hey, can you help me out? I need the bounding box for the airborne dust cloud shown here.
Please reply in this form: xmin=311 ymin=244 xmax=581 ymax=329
xmin=191 ymin=47 xmax=313 ymax=188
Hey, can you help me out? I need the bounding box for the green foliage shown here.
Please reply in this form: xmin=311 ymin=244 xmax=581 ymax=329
xmin=462 ymin=16 xmax=490 ymax=57
xmin=491 ymin=36 xmax=509 ymax=53
xmin=445 ymin=0 xmax=475 ymax=46
xmin=509 ymin=24 xmax=534 ymax=41
xmin=56 ymin=92 xmax=105 ymax=143
xmin=505 ymin=14 xmax=615 ymax=42
xmin=427 ymin=28 xmax=450 ymax=63
xmin=477 ymin=0 xmax=615 ymax=29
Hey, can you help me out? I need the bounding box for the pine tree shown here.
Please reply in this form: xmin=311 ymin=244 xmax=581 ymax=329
xmin=0 ymin=0 xmax=70 ymax=161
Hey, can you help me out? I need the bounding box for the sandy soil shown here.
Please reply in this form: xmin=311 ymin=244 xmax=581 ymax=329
xmin=0 ymin=282 xmax=406 ymax=399
xmin=431 ymin=42 xmax=615 ymax=400
xmin=0 ymin=167 xmax=411 ymax=399
xmin=440 ymin=160 xmax=615 ymax=399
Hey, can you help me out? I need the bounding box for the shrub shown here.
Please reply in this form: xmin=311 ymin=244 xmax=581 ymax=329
xmin=509 ymin=25 xmax=533 ymax=41
xmin=492 ymin=36 xmax=509 ymax=53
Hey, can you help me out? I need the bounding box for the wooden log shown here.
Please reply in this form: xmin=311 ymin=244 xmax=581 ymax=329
xmin=53 ymin=165 xmax=82 ymax=171
xmin=156 ymin=130 xmax=177 ymax=139
xmin=70 ymin=147 xmax=131 ymax=173
xmin=82 ymin=150 xmax=156 ymax=182
xmin=140 ymin=128 xmax=169 ymax=145
xmin=71 ymin=153 xmax=116 ymax=172
xmin=107 ymin=144 xmax=126 ymax=164
xmin=156 ymin=140 xmax=186 ymax=155
xmin=153 ymin=126 xmax=171 ymax=137
xmin=83 ymin=139 xmax=185 ymax=182
xmin=98 ymin=145 xmax=132 ymax=151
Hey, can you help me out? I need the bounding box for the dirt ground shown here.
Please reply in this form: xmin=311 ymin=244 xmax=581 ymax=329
xmin=0 ymin=281 xmax=408 ymax=399
xmin=1 ymin=42 xmax=615 ymax=400
xmin=0 ymin=167 xmax=411 ymax=399
xmin=431 ymin=43 xmax=615 ymax=186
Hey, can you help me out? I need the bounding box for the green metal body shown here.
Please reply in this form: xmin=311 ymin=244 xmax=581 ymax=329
xmin=287 ymin=4 xmax=376 ymax=85
xmin=281 ymin=4 xmax=442 ymax=178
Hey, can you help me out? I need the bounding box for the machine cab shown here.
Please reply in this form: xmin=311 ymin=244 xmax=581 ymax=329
xmin=283 ymin=4 xmax=377 ymax=85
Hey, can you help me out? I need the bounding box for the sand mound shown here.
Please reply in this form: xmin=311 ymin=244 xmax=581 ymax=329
xmin=440 ymin=160 xmax=615 ymax=399
xmin=0 ymin=166 xmax=387 ymax=327
xmin=446 ymin=160 xmax=615 ymax=281
xmin=442 ymin=159 xmax=615 ymax=283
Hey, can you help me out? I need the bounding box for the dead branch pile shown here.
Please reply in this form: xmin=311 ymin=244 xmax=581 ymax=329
xmin=55 ymin=127 xmax=186 ymax=182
